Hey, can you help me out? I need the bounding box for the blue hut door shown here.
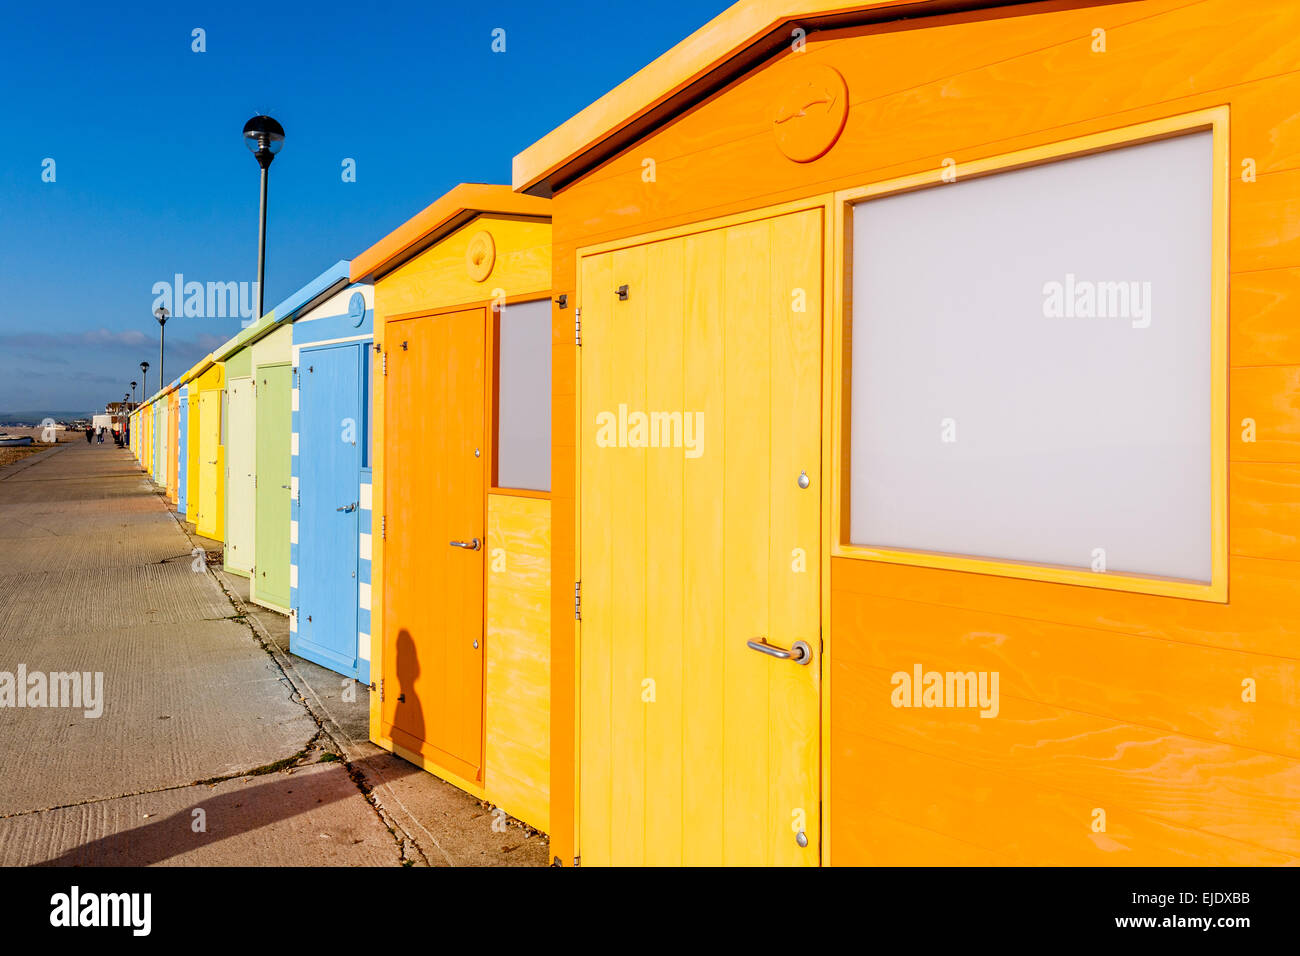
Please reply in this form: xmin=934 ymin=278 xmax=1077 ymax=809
xmin=294 ymin=342 xmax=362 ymax=676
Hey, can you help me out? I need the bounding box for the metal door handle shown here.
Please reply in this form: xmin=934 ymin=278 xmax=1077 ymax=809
xmin=747 ymin=638 xmax=812 ymax=665
xmin=449 ymin=538 xmax=481 ymax=550
xmin=337 ymin=503 xmax=356 ymax=513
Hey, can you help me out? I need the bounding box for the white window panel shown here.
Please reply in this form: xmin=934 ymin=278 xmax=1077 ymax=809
xmin=848 ymin=131 xmax=1213 ymax=582
xmin=496 ymin=298 xmax=552 ymax=492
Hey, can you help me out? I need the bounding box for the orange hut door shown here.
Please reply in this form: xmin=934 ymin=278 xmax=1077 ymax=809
xmin=383 ymin=307 xmax=486 ymax=782
xmin=577 ymin=206 xmax=824 ymax=865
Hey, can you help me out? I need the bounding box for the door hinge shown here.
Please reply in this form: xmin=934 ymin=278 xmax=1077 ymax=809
xmin=379 ymin=678 xmax=384 ymax=702
xmin=574 ymin=308 xmax=581 ymax=346
xmin=382 ymin=353 xmax=387 ymax=376
xmin=381 ymin=514 xmax=386 ymax=539
xmin=574 ymin=580 xmax=581 ymax=620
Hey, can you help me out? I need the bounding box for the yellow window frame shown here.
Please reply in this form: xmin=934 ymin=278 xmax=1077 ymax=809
xmin=829 ymin=106 xmax=1230 ymax=603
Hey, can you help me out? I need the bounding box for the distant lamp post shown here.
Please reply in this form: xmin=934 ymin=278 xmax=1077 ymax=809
xmin=130 ymin=380 xmax=137 ymax=403
xmin=154 ymin=306 xmax=169 ymax=391
xmin=140 ymin=362 xmax=149 ymax=395
xmin=242 ymin=114 xmax=285 ymax=320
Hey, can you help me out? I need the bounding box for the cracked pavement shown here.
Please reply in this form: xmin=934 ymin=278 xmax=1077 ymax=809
xmin=0 ymin=440 xmax=548 ymax=866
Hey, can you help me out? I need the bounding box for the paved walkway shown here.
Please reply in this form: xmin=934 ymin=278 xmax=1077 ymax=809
xmin=0 ymin=441 xmax=548 ymax=866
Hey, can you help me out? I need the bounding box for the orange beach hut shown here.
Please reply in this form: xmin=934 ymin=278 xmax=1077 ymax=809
xmin=514 ymin=0 xmax=1299 ymax=866
xmin=354 ymin=184 xmax=555 ymax=833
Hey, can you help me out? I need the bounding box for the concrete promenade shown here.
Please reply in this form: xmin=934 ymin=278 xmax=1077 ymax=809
xmin=0 ymin=441 xmax=547 ymax=866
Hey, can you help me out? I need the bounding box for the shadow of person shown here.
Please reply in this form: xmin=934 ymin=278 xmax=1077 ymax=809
xmin=393 ymin=628 xmax=423 ymax=745
xmin=34 ymin=751 xmax=421 ymax=867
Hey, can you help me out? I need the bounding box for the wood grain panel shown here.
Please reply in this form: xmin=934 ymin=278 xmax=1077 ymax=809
xmin=832 ymin=554 xmax=1300 ymax=659
xmin=1232 ymin=365 xmax=1300 ymax=463
xmin=832 ymin=665 xmax=1300 ymax=863
xmin=485 ymin=493 xmax=552 ymax=833
xmin=1230 ymin=267 xmax=1300 ymax=369
xmin=382 ymin=217 xmax=550 ymax=318
xmin=642 ymin=237 xmax=685 ymax=865
xmin=1231 ymin=463 xmax=1300 ymax=561
xmin=832 ymin=588 xmax=1300 ymax=757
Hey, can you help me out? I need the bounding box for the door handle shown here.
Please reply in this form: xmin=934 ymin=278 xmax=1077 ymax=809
xmin=337 ymin=503 xmax=356 ymax=513
xmin=746 ymin=637 xmax=812 ymax=665
xmin=449 ymin=538 xmax=481 ymax=551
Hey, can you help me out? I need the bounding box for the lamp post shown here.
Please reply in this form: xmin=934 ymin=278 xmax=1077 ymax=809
xmin=130 ymin=380 xmax=137 ymax=404
xmin=242 ymin=115 xmax=285 ymax=320
xmin=140 ymin=362 xmax=149 ymax=397
xmin=154 ymin=306 xmax=169 ymax=392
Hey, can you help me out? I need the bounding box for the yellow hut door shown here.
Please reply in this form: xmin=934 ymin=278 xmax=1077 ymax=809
xmin=383 ymin=308 xmax=486 ymax=783
xmin=578 ymin=207 xmax=822 ymax=865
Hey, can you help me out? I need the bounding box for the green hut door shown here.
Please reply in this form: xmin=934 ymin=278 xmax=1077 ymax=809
xmin=254 ymin=364 xmax=292 ymax=611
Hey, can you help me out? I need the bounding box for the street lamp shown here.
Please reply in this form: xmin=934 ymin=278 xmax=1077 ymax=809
xmin=154 ymin=306 xmax=169 ymax=392
xmin=140 ymin=362 xmax=149 ymax=396
xmin=242 ymin=114 xmax=285 ymax=320
xmin=130 ymin=380 xmax=137 ymax=403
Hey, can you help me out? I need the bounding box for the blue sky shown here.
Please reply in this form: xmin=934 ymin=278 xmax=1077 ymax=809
xmin=0 ymin=0 xmax=728 ymax=417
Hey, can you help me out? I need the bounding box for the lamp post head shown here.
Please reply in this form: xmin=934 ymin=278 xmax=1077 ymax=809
xmin=154 ymin=306 xmax=169 ymax=326
xmin=243 ymin=114 xmax=285 ymax=170
xmin=140 ymin=361 xmax=149 ymax=376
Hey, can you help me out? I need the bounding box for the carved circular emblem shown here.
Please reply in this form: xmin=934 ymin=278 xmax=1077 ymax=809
xmin=347 ymin=291 xmax=366 ymax=327
xmin=466 ymin=230 xmax=496 ymax=282
xmin=772 ymin=63 xmax=849 ymax=163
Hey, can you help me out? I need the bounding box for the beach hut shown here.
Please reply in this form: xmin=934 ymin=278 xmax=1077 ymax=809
xmin=221 ymin=342 xmax=256 ymax=579
xmin=176 ymin=384 xmax=189 ymax=515
xmin=166 ymin=386 xmax=180 ymax=504
xmin=193 ymin=361 xmax=226 ymax=541
xmin=353 ymin=184 xmax=553 ymax=832
xmin=213 ymin=296 xmax=300 ymax=612
xmin=184 ymin=355 xmax=214 ymax=528
xmin=285 ymin=262 xmax=372 ymax=681
xmin=513 ymin=0 xmax=1300 ymax=866
xmin=153 ymin=398 xmax=166 ymax=485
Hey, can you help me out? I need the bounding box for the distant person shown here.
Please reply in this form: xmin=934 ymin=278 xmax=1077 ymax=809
xmin=85 ymin=426 xmax=93 ymax=444
xmin=96 ymin=427 xmax=104 ymax=444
